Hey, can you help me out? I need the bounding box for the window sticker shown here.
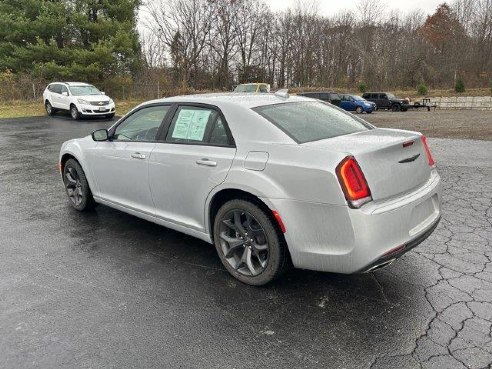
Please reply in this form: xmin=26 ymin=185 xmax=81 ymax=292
xmin=172 ymin=109 xmax=211 ymax=141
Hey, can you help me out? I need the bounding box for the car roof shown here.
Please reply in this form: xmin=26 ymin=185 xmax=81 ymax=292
xmin=238 ymin=83 xmax=268 ymax=86
xmin=142 ymin=92 xmax=313 ymax=109
xmin=49 ymin=82 xmax=92 ymax=86
xmin=299 ymin=91 xmax=339 ymax=94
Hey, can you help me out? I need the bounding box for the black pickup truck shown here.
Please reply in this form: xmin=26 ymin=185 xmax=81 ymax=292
xmin=362 ymin=92 xmax=410 ymax=112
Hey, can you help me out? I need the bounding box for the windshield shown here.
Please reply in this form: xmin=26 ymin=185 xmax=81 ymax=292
xmin=386 ymin=93 xmax=396 ymax=99
xmin=69 ymin=85 xmax=102 ymax=96
xmin=254 ymin=101 xmax=372 ymax=143
xmin=234 ymin=85 xmax=258 ymax=93
xmin=353 ymin=95 xmax=364 ymax=101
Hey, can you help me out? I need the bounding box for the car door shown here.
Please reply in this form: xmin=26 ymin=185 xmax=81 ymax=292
xmin=59 ymin=85 xmax=71 ymax=110
xmin=85 ymin=104 xmax=171 ymax=214
xmin=379 ymin=93 xmax=389 ymax=108
xmin=50 ymin=84 xmax=63 ymax=108
xmin=148 ymin=104 xmax=236 ymax=232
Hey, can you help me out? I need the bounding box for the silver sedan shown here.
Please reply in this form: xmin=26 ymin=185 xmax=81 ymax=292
xmin=59 ymin=92 xmax=442 ymax=285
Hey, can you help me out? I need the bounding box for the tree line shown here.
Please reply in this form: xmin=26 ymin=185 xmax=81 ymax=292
xmin=142 ymin=0 xmax=492 ymax=91
xmin=0 ymin=0 xmax=491 ymax=95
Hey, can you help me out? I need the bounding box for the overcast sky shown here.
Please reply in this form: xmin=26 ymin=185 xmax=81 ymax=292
xmin=266 ymin=0 xmax=443 ymax=15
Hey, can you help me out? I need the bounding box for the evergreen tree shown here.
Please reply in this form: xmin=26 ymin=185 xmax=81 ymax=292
xmin=0 ymin=0 xmax=142 ymax=81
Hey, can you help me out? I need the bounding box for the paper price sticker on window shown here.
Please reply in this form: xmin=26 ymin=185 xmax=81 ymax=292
xmin=172 ymin=109 xmax=212 ymax=141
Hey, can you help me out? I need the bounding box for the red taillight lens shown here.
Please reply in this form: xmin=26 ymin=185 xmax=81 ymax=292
xmin=421 ymin=135 xmax=435 ymax=167
xmin=336 ymin=157 xmax=372 ymax=207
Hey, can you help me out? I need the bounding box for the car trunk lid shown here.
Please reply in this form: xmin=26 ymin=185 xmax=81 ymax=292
xmin=304 ymin=128 xmax=432 ymax=201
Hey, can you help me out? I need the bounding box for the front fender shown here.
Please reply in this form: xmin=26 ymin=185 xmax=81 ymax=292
xmin=59 ymin=137 xmax=97 ymax=193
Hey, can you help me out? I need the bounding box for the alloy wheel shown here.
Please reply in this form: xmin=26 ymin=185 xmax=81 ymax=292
xmin=64 ymin=166 xmax=84 ymax=206
xmin=71 ymin=106 xmax=78 ymax=119
xmin=219 ymin=210 xmax=269 ymax=276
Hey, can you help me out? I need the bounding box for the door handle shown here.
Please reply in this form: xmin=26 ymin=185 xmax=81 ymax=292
xmin=196 ymin=158 xmax=217 ymax=167
xmin=131 ymin=152 xmax=146 ymax=160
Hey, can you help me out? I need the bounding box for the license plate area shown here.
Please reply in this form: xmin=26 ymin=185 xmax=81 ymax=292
xmin=409 ymin=195 xmax=438 ymax=236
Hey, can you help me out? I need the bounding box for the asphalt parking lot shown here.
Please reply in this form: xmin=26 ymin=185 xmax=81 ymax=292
xmin=0 ymin=114 xmax=491 ymax=369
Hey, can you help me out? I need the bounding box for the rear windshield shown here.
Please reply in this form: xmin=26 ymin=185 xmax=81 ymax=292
xmin=234 ymin=85 xmax=258 ymax=93
xmin=253 ymin=101 xmax=372 ymax=143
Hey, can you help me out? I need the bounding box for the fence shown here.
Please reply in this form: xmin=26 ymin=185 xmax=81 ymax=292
xmin=433 ymin=96 xmax=492 ymax=110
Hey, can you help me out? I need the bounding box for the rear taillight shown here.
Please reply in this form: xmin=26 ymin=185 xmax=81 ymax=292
xmin=336 ymin=157 xmax=372 ymax=208
xmin=421 ymin=135 xmax=435 ymax=167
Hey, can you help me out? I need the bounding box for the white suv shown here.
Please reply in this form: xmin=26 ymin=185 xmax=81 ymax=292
xmin=43 ymin=82 xmax=116 ymax=120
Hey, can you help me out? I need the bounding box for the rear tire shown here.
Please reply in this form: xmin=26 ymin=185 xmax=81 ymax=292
xmin=213 ymin=199 xmax=289 ymax=286
xmin=62 ymin=159 xmax=95 ymax=211
xmin=70 ymin=104 xmax=81 ymax=120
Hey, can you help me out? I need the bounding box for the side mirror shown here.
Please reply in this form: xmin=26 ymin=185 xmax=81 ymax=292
xmin=101 ymin=91 xmax=106 ymax=95
xmin=92 ymin=129 xmax=109 ymax=141
xmin=62 ymin=91 xmax=68 ymax=96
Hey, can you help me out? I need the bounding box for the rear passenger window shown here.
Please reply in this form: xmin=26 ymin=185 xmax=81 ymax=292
xmin=165 ymin=106 xmax=233 ymax=146
xmin=167 ymin=107 xmax=217 ymax=143
xmin=209 ymin=117 xmax=230 ymax=146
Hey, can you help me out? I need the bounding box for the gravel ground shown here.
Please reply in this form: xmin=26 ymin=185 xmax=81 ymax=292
xmin=0 ymin=116 xmax=491 ymax=369
xmin=363 ymin=109 xmax=492 ymax=141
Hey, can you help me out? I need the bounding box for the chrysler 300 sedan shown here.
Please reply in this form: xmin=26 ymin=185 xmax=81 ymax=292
xmin=59 ymin=91 xmax=442 ymax=285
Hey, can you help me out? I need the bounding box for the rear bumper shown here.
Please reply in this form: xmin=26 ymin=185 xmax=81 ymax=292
xmin=357 ymin=215 xmax=440 ymax=273
xmin=265 ymin=169 xmax=442 ymax=274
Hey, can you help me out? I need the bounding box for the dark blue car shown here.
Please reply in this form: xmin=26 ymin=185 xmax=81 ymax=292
xmin=340 ymin=94 xmax=376 ymax=114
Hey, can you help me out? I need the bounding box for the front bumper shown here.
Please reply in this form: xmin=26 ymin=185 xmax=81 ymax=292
xmin=78 ymin=103 xmax=115 ymax=115
xmin=266 ymin=169 xmax=442 ymax=274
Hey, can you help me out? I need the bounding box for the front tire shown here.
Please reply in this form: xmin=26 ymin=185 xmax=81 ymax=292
xmin=213 ymin=199 xmax=289 ymax=286
xmin=106 ymin=113 xmax=115 ymax=119
xmin=70 ymin=104 xmax=81 ymax=120
xmin=391 ymin=104 xmax=401 ymax=112
xmin=45 ymin=101 xmax=56 ymax=116
xmin=355 ymin=106 xmax=363 ymax=114
xmin=62 ymin=159 xmax=95 ymax=211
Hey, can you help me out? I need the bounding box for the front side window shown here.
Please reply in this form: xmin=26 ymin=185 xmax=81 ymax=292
xmin=114 ymin=106 xmax=170 ymax=142
xmin=61 ymin=85 xmax=69 ymax=95
xmin=52 ymin=84 xmax=62 ymax=94
xmin=69 ymin=85 xmax=102 ymax=96
xmin=254 ymin=101 xmax=372 ymax=144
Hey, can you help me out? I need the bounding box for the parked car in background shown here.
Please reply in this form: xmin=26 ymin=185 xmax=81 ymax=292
xmin=362 ymin=92 xmax=409 ymax=111
xmin=59 ymin=91 xmax=441 ymax=285
xmin=43 ymin=82 xmax=115 ymax=120
xmin=297 ymin=91 xmax=341 ymax=106
xmin=340 ymin=94 xmax=376 ymax=113
xmin=234 ymin=83 xmax=270 ymax=93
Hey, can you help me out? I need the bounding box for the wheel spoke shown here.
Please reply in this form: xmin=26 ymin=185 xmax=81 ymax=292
xmin=220 ymin=232 xmax=245 ymax=258
xmin=253 ymin=242 xmax=268 ymax=251
xmin=245 ymin=248 xmax=257 ymax=275
xmin=223 ymin=219 xmax=238 ymax=233
xmin=65 ymin=172 xmax=76 ymax=185
xmin=233 ymin=211 xmax=246 ymax=235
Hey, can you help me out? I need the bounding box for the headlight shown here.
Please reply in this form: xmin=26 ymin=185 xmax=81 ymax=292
xmin=77 ymin=99 xmax=90 ymax=105
xmin=109 ymin=98 xmax=114 ymax=104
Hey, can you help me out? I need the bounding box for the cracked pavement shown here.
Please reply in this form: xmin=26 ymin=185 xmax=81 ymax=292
xmin=0 ymin=116 xmax=491 ymax=368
